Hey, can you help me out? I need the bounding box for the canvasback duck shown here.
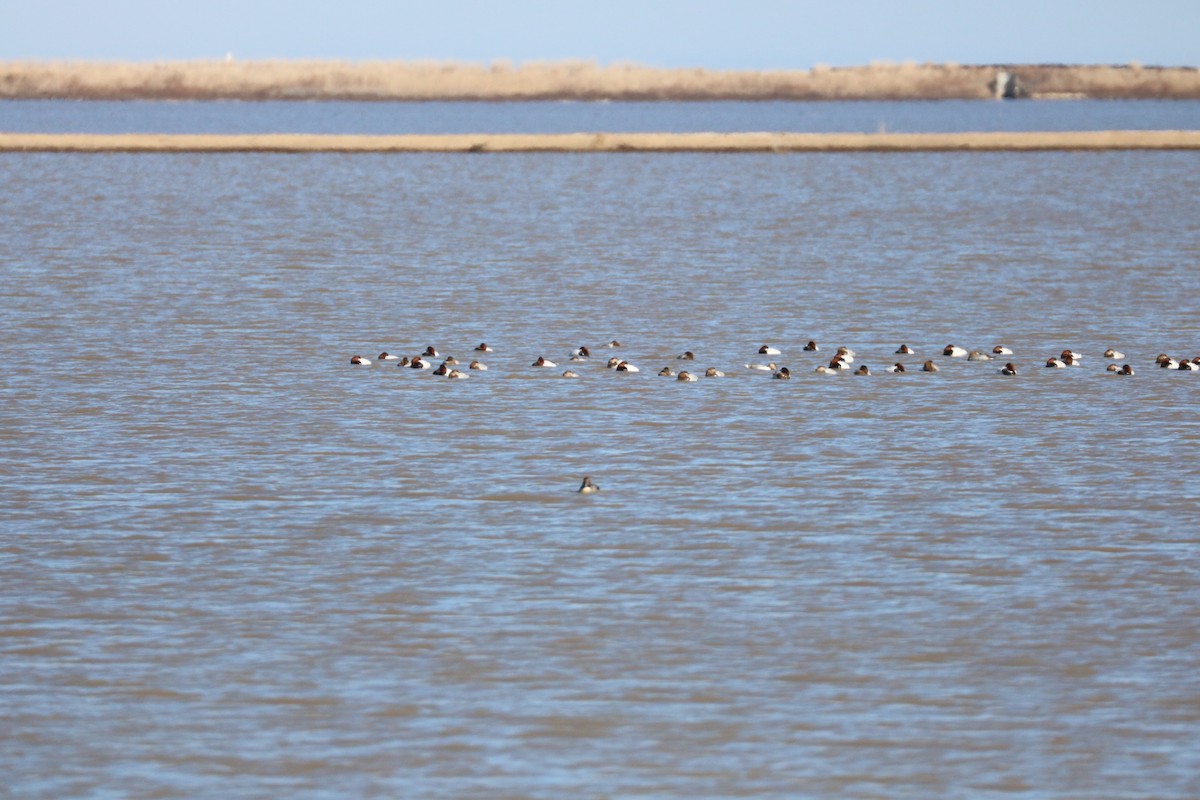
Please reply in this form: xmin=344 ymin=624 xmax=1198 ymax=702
xmin=1156 ymin=354 xmax=1179 ymax=369
xmin=396 ymin=356 xmax=410 ymax=367
xmin=562 ymin=370 xmax=580 ymax=378
xmin=1060 ymin=353 xmax=1082 ymax=366
xmin=378 ymin=352 xmax=399 ymax=361
xmin=814 ymin=364 xmax=837 ymax=374
xmin=922 ymin=360 xmax=939 ymax=372
xmin=350 ymin=355 xmax=371 ymax=365
xmin=967 ymin=350 xmax=992 ymax=361
xmin=803 ymin=341 xmax=820 ymax=352
xmin=1179 ymin=360 xmax=1199 ymax=371
xmin=577 ymin=476 xmax=599 ymax=494
xmin=474 ymin=342 xmax=494 ymax=352
xmin=570 ymin=345 xmax=590 ymax=359
xmin=469 ymin=360 xmax=487 ymax=370
xmin=409 ymin=356 xmax=431 ymax=369
xmin=828 ymin=356 xmax=850 ymax=370
xmin=704 ymin=367 xmax=725 ymax=377
xmin=943 ymin=344 xmax=968 ymax=357
xmin=1106 ymin=363 xmax=1120 ymax=372
xmin=1045 ymin=357 xmax=1067 ymax=368
xmin=1061 ymin=349 xmax=1083 ymax=362
xmin=658 ymin=366 xmax=675 ymax=377
xmin=532 ymin=356 xmax=557 ymax=367
xmin=432 ymin=362 xmax=450 ymax=376
xmin=1000 ymin=362 xmax=1018 ymax=375
xmin=604 ymin=340 xmax=622 ymax=348
xmin=443 ymin=356 xmax=459 ymax=365
xmin=677 ymin=351 xmax=695 ymax=360
xmin=1118 ymin=364 xmax=1135 ymax=375
xmin=854 ymin=365 xmax=870 ymax=375
xmin=615 ymin=361 xmax=639 ymax=373
xmin=885 ymin=363 xmax=906 ymax=373
xmin=835 ymin=347 xmax=856 ymax=363
xmin=992 ymin=345 xmax=1014 ymax=355
xmin=447 ymin=369 xmax=469 ymax=380
xmin=677 ymin=371 xmax=698 ymax=382
xmin=423 ymin=346 xmax=439 ymax=357
xmin=745 ymin=362 xmax=778 ymax=372
xmin=1104 ymin=348 xmax=1125 ymax=359
xmin=759 ymin=344 xmax=781 ymax=355
xmin=772 ymin=367 xmax=791 ymax=380
xmin=607 ymin=357 xmax=621 ymax=369
xmin=895 ymin=344 xmax=915 ymax=354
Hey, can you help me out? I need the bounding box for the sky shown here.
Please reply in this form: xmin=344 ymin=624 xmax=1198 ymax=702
xmin=1 ymin=0 xmax=1197 ymax=68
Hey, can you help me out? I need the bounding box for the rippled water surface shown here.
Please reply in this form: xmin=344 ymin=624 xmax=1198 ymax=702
xmin=2 ymin=133 xmax=1199 ymax=797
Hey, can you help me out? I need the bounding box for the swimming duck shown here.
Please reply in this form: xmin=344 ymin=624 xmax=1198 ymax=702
xmin=615 ymin=361 xmax=640 ymax=372
xmin=607 ymin=357 xmax=621 ymax=369
xmin=992 ymin=345 xmax=1013 ymax=355
xmin=814 ymin=364 xmax=838 ymax=374
xmin=423 ymin=346 xmax=439 ymax=357
xmin=562 ymin=370 xmax=580 ymax=378
xmin=443 ymin=356 xmax=459 ymax=365
xmin=377 ymin=352 xmax=399 ymax=361
xmin=532 ymin=356 xmax=557 ymax=367
xmin=432 ymin=362 xmax=450 ymax=376
xmin=885 ymin=363 xmax=906 ymax=373
xmin=828 ymin=356 xmax=850 ymax=370
xmin=745 ymin=362 xmax=778 ymax=372
xmin=677 ymin=351 xmax=695 ymax=360
xmin=967 ymin=350 xmax=992 ymax=361
xmin=570 ymin=345 xmax=590 ymax=359
xmin=1156 ymin=354 xmax=1179 ymax=369
xmin=409 ymin=356 xmax=431 ymax=369
xmin=350 ymin=355 xmax=371 ymax=365
xmin=474 ymin=342 xmax=494 ymax=352
xmin=578 ymin=476 xmax=599 ymax=494
xmin=943 ymin=344 xmax=968 ymax=357
xmin=835 ymin=347 xmax=856 ymax=363
xmin=1045 ymin=357 xmax=1067 ymax=368
xmin=1179 ymin=360 xmax=1199 ymax=371
xmin=1000 ymin=362 xmax=1018 ymax=375
xmin=803 ymin=341 xmax=820 ymax=351
xmin=759 ymin=344 xmax=781 ymax=355
xmin=1106 ymin=364 xmax=1120 ymax=372
xmin=1104 ymin=348 xmax=1125 ymax=359
xmin=1061 ymin=349 xmax=1083 ymax=362
xmin=1117 ymin=364 xmax=1135 ymax=375
xmin=658 ymin=366 xmax=675 ymax=377
xmin=922 ymin=360 xmax=939 ymax=372
xmin=447 ymin=369 xmax=469 ymax=380
xmin=895 ymin=344 xmax=915 ymax=354
xmin=396 ymin=356 xmax=410 ymax=367
xmin=704 ymin=367 xmax=725 ymax=377
xmin=604 ymin=340 xmax=621 ymax=348
xmin=854 ymin=365 xmax=870 ymax=375
xmin=677 ymin=371 xmax=698 ymax=382
xmin=469 ymin=360 xmax=487 ymax=370
xmin=772 ymin=367 xmax=791 ymax=380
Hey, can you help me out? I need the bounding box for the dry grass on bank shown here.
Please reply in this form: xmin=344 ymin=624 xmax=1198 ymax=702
xmin=4 ymin=131 xmax=1200 ymax=153
xmin=2 ymin=60 xmax=1199 ymax=101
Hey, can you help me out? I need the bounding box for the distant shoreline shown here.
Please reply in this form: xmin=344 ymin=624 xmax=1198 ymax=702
xmin=4 ymin=131 xmax=1200 ymax=153
xmin=2 ymin=61 xmax=1199 ymax=101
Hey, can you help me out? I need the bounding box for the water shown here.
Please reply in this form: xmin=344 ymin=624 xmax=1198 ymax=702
xmin=2 ymin=104 xmax=1199 ymax=798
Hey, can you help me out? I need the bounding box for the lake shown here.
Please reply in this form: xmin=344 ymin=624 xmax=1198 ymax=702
xmin=1 ymin=101 xmax=1199 ymax=798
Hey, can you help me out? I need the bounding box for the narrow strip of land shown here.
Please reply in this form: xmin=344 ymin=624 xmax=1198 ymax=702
xmin=3 ymin=131 xmax=1200 ymax=153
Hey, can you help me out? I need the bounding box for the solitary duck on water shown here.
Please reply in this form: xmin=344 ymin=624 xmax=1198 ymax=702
xmin=604 ymin=340 xmax=622 ymax=348
xmin=350 ymin=355 xmax=371 ymax=365
xmin=578 ymin=476 xmax=599 ymax=494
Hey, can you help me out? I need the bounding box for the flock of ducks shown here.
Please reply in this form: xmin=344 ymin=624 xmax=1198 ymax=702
xmin=350 ymin=340 xmax=1200 ymax=380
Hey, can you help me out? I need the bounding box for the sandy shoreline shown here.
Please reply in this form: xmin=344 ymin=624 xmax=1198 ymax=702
xmin=2 ymin=131 xmax=1200 ymax=153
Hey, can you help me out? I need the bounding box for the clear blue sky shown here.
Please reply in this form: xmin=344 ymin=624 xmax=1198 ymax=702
xmin=2 ymin=0 xmax=1197 ymax=67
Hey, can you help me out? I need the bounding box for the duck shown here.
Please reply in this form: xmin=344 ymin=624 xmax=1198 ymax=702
xmin=432 ymin=362 xmax=450 ymax=376
xmin=854 ymin=365 xmax=870 ymax=375
xmin=377 ymin=352 xmax=399 ymax=361
xmin=615 ymin=361 xmax=640 ymax=373
xmin=835 ymin=347 xmax=856 ymax=363
xmin=469 ymin=360 xmax=487 ymax=370
xmin=1000 ymin=362 xmax=1018 ymax=375
xmin=422 ymin=346 xmax=439 ymax=357
xmin=1157 ymin=354 xmax=1179 ymax=369
xmin=677 ymin=371 xmax=698 ymax=382
xmin=1061 ymin=349 xmax=1083 ymax=362
xmin=895 ymin=344 xmax=915 ymax=354
xmin=658 ymin=366 xmax=675 ymax=377
xmin=604 ymin=340 xmax=622 ymax=348
xmin=443 ymin=356 xmax=459 ymax=365
xmin=967 ymin=350 xmax=992 ymax=361
xmin=704 ymin=367 xmax=725 ymax=378
xmin=1106 ymin=364 xmax=1120 ymax=372
xmin=474 ymin=342 xmax=494 ymax=352
xmin=759 ymin=344 xmax=781 ymax=355
xmin=578 ymin=476 xmax=599 ymax=494
xmin=570 ymin=345 xmax=590 ymax=359
xmin=1060 ymin=353 xmax=1081 ymax=366
xmin=1045 ymin=357 xmax=1067 ymax=368
xmin=396 ymin=356 xmax=410 ymax=367
xmin=943 ymin=344 xmax=968 ymax=357
xmin=1179 ymin=360 xmax=1199 ymax=371
xmin=677 ymin=351 xmax=695 ymax=360
xmin=814 ymin=364 xmax=838 ymax=374
xmin=1117 ymin=364 xmax=1135 ymax=375
xmin=828 ymin=356 xmax=850 ymax=370
xmin=350 ymin=355 xmax=372 ymax=365
xmin=447 ymin=369 xmax=469 ymax=380
xmin=562 ymin=370 xmax=580 ymax=378
xmin=532 ymin=356 xmax=557 ymax=367
xmin=772 ymin=367 xmax=791 ymax=380
xmin=992 ymin=345 xmax=1014 ymax=355
xmin=409 ymin=356 xmax=431 ymax=369
xmin=922 ymin=360 xmax=939 ymax=372
xmin=885 ymin=363 xmax=906 ymax=373
xmin=606 ymin=357 xmax=621 ymax=369
xmin=745 ymin=362 xmax=778 ymax=372
xmin=803 ymin=340 xmax=820 ymax=352
xmin=1104 ymin=348 xmax=1125 ymax=359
